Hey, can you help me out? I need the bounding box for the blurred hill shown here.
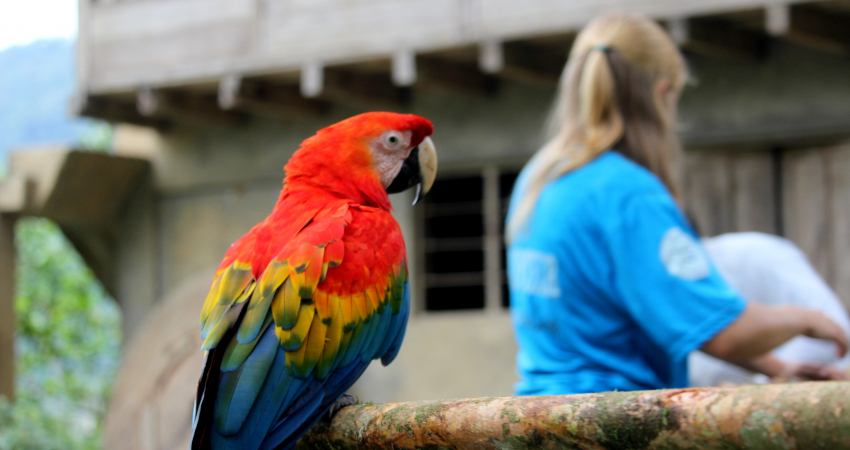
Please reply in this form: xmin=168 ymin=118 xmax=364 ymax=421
xmin=0 ymin=39 xmax=91 ymax=167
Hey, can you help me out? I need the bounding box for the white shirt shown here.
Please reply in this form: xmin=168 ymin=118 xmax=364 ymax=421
xmin=689 ymin=232 xmax=850 ymax=387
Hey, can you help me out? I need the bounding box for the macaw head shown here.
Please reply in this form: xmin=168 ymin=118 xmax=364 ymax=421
xmin=285 ymin=112 xmax=437 ymax=209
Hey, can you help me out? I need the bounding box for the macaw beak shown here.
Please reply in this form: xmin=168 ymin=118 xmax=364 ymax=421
xmin=386 ymin=136 xmax=438 ymax=205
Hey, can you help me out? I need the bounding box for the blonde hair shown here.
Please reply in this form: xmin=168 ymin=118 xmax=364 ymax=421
xmin=506 ymin=12 xmax=688 ymax=243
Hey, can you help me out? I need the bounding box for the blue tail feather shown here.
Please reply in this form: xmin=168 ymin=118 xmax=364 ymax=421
xmin=258 ymin=386 xmax=324 ymax=450
xmin=214 ymin=330 xmax=294 ymax=450
xmin=363 ymin=306 xmax=392 ymax=361
xmin=268 ymin=360 xmax=371 ymax=450
xmin=381 ymin=284 xmax=410 ymax=366
xmin=215 ymin=326 xmax=278 ymax=435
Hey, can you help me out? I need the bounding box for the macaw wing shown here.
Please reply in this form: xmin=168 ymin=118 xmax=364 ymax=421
xmin=196 ymin=203 xmax=410 ymax=450
xmin=197 ymin=200 xmax=325 ymax=353
xmin=192 ymin=201 xmax=329 ymax=450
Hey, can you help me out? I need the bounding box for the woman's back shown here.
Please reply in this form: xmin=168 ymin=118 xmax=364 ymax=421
xmin=508 ymin=151 xmax=744 ymax=395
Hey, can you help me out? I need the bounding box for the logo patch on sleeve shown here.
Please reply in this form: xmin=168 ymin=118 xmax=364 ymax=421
xmin=659 ymin=227 xmax=710 ymax=281
xmin=508 ymin=249 xmax=561 ymax=298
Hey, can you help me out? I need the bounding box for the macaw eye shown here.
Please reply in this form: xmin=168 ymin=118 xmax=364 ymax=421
xmin=384 ymin=132 xmax=403 ymax=150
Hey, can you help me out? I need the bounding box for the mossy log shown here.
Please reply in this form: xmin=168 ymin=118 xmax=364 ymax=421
xmin=297 ymin=381 xmax=850 ymax=449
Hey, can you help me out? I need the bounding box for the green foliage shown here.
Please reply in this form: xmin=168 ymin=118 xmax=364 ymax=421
xmin=77 ymin=123 xmax=114 ymax=153
xmin=0 ymin=38 xmax=120 ymax=450
xmin=0 ymin=219 xmax=121 ymax=450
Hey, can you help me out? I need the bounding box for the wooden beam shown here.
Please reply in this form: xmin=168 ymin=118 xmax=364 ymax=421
xmin=391 ymin=50 xmax=417 ymax=87
xmin=0 ymin=215 xmax=15 ymax=402
xmin=671 ymin=16 xmax=768 ymax=61
xmin=478 ymin=40 xmax=504 ymax=74
xmin=135 ymin=88 xmax=247 ymax=127
xmin=300 ymin=62 xmax=324 ymax=98
xmin=501 ymin=40 xmax=568 ymax=86
xmin=217 ymin=74 xmax=241 ymax=110
xmin=417 ymin=56 xmax=499 ymax=96
xmin=220 ymin=77 xmax=330 ymax=118
xmin=765 ymin=4 xmax=791 ymax=36
xmin=79 ymin=95 xmax=172 ymax=129
xmin=777 ymin=4 xmax=850 ymax=54
xmin=323 ymin=68 xmax=410 ymax=108
xmin=83 ymin=0 xmax=829 ymax=94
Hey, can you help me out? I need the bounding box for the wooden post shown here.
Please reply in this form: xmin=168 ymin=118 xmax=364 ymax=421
xmin=299 ymin=382 xmax=850 ymax=449
xmin=0 ymin=214 xmax=15 ymax=401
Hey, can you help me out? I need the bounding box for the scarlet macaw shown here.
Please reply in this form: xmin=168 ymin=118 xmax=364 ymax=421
xmin=191 ymin=112 xmax=436 ymax=450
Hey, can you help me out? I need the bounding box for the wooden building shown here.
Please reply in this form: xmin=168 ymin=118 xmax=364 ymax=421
xmin=2 ymin=0 xmax=850 ymax=448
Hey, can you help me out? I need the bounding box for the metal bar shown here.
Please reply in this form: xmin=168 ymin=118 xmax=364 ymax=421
xmin=298 ymin=382 xmax=850 ymax=449
xmin=482 ymin=166 xmax=502 ymax=313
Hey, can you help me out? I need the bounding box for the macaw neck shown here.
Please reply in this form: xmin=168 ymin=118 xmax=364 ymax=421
xmin=275 ymin=174 xmax=392 ymax=212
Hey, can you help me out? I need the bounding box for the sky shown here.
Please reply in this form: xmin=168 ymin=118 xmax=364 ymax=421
xmin=0 ymin=0 xmax=77 ymax=51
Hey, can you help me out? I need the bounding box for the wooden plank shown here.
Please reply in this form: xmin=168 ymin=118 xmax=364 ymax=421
xmin=682 ymin=149 xmax=733 ymax=236
xmin=261 ymin=0 xmax=463 ymax=68
xmin=0 ymin=215 xmax=15 ymax=401
xmin=477 ymin=0 xmax=808 ymax=42
xmin=729 ymin=151 xmax=776 ymax=234
xmin=92 ymin=21 xmax=255 ymax=88
xmin=82 ymin=0 xmax=819 ymax=93
xmin=782 ymin=148 xmax=833 ymax=285
xmin=90 ymin=0 xmax=256 ymax=41
xmin=682 ymin=149 xmax=777 ymax=236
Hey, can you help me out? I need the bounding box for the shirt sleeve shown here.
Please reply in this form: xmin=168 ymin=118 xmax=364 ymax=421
xmin=605 ymin=188 xmax=746 ymax=361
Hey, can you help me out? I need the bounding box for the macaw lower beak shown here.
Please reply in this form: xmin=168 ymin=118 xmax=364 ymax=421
xmin=386 ymin=136 xmax=438 ymax=205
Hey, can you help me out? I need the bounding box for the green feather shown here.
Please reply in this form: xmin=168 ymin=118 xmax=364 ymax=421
xmin=222 ymin=314 xmax=274 ymax=372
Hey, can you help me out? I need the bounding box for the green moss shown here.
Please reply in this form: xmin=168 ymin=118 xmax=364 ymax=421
xmin=381 ymin=404 xmax=414 ymax=434
xmin=500 ymin=407 xmax=520 ymax=424
xmin=740 ymin=411 xmax=792 ymax=450
xmin=590 ymin=394 xmax=681 ymax=450
xmin=414 ymin=401 xmax=444 ymax=427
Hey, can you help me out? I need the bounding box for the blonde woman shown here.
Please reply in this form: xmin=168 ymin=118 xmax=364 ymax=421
xmin=505 ymin=12 xmax=848 ymax=395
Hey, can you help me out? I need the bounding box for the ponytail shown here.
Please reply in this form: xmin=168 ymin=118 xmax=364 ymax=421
xmin=506 ymin=12 xmax=687 ymax=244
xmin=506 ymin=47 xmax=624 ymax=242
xmin=580 ymin=47 xmax=624 ymax=153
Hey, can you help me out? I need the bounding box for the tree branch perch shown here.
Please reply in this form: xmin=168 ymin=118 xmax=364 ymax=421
xmin=298 ymin=381 xmax=850 ymax=449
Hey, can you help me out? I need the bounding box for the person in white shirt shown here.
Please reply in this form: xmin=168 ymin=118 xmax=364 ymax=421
xmin=690 ymin=232 xmax=850 ymax=386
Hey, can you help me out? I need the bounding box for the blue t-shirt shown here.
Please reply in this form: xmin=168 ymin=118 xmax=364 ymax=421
xmin=506 ymin=151 xmax=746 ymax=395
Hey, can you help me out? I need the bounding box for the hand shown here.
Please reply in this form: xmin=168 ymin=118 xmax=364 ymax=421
xmin=773 ymin=363 xmax=849 ymax=382
xmin=801 ymin=310 xmax=849 ymax=357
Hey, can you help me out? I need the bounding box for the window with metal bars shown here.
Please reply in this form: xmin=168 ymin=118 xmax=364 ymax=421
xmin=422 ymin=168 xmax=520 ymax=312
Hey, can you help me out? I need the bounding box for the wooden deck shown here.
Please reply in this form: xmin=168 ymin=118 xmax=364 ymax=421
xmin=76 ymin=0 xmax=850 ymax=126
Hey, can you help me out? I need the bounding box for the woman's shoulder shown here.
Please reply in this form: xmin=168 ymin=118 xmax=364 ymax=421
xmin=550 ymin=151 xmax=667 ymax=198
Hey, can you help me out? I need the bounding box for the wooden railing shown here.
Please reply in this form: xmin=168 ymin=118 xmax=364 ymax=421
xmin=299 ymin=382 xmax=850 ymax=449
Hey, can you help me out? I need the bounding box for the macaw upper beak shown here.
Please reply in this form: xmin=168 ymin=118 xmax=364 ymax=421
xmin=386 ymin=136 xmax=437 ymax=205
